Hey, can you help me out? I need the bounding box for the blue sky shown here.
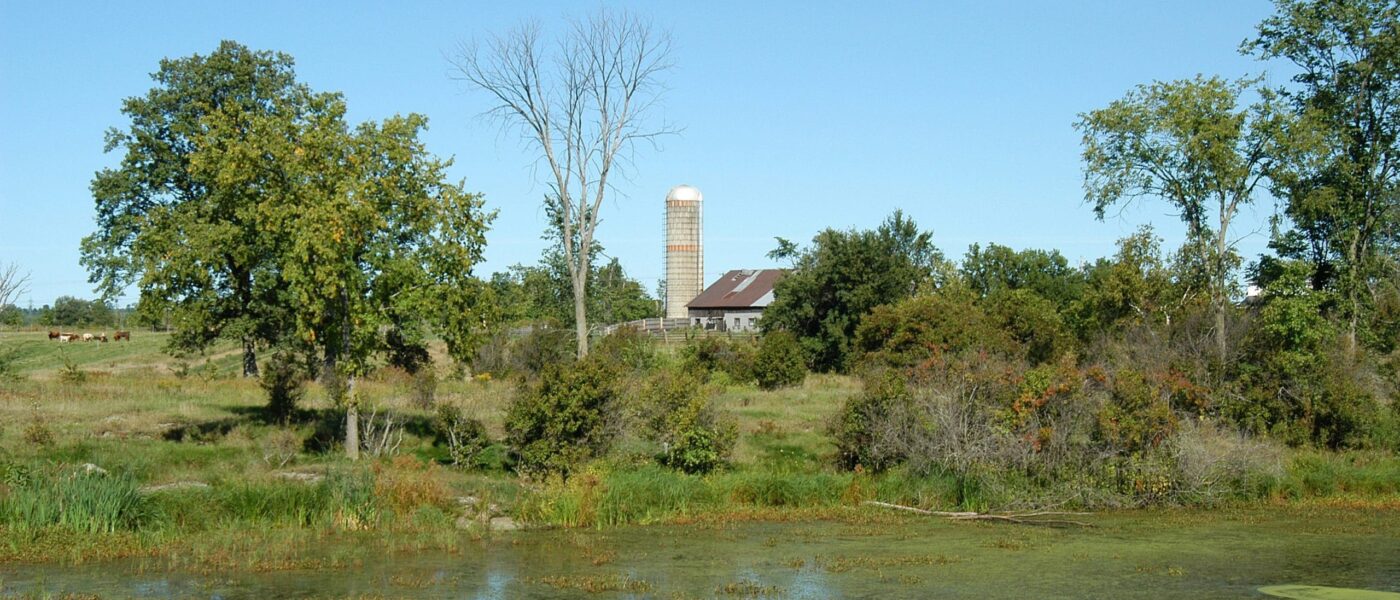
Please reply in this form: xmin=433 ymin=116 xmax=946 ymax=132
xmin=0 ymin=1 xmax=1287 ymax=307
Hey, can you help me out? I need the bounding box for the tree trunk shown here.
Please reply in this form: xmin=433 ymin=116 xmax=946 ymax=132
xmin=573 ymin=265 xmax=589 ymax=359
xmin=241 ymin=337 xmax=259 ymax=378
xmin=1214 ymin=298 xmax=1227 ymax=361
xmin=345 ymin=400 xmax=360 ymax=461
xmin=1214 ymin=213 xmax=1230 ymax=362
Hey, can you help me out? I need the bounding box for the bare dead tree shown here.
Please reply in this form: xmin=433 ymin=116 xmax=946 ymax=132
xmin=451 ymin=9 xmax=675 ymax=358
xmin=0 ymin=262 xmax=30 ymax=309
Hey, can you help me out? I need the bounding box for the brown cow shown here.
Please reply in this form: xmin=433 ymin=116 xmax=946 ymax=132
xmin=48 ymin=330 xmax=60 ymax=340
xmin=99 ymin=334 xmax=109 ymax=343
xmin=113 ymin=331 xmax=131 ymax=342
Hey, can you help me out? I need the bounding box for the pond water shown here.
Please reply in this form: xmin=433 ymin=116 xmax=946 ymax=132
xmin=3 ymin=507 xmax=1398 ymax=598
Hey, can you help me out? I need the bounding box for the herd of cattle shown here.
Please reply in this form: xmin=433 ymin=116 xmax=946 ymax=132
xmin=48 ymin=330 xmax=131 ymax=343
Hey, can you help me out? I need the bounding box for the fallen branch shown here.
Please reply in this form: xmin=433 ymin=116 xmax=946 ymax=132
xmin=862 ymin=501 xmax=1094 ymax=527
xmin=862 ymin=501 xmax=979 ymax=518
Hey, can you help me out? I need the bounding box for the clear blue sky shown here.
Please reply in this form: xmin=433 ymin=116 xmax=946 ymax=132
xmin=1 ymin=1 xmax=1287 ymax=308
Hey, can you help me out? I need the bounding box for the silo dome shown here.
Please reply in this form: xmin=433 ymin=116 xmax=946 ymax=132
xmin=667 ymin=184 xmax=703 ymax=203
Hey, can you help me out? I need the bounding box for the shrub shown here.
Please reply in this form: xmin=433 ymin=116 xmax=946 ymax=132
xmin=1169 ymin=419 xmax=1284 ymax=504
xmin=680 ymin=335 xmax=755 ymax=383
xmin=58 ymin=349 xmax=87 ymax=384
xmin=505 ymin=358 xmax=621 ymax=476
xmin=373 ymin=456 xmax=453 ymax=516
xmin=590 ymin=327 xmax=659 ymax=374
xmin=830 ymin=369 xmax=915 ymax=472
xmin=435 ymin=402 xmax=490 ymax=468
xmin=512 ymin=325 xmax=576 ymax=378
xmin=753 ymin=331 xmax=806 ymax=390
xmin=410 ymin=368 xmax=438 ymax=409
xmin=260 ymin=351 xmax=305 ymax=422
xmin=853 ymin=289 xmax=1015 ymax=372
xmin=1096 ymin=369 xmax=1178 ymax=454
xmin=637 ymin=371 xmax=737 ymax=474
xmin=259 ymin=429 xmax=301 ymax=468
xmin=22 ymin=403 xmax=54 ymax=447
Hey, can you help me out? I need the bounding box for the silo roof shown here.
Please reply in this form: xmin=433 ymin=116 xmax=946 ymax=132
xmin=686 ymin=269 xmax=785 ymax=309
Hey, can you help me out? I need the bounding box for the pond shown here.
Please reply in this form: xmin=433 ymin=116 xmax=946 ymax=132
xmin=3 ymin=507 xmax=1398 ymax=598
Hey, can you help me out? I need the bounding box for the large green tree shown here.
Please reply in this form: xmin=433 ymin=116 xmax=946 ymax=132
xmin=762 ymin=211 xmax=945 ymax=372
xmin=82 ymin=41 xmax=322 ymax=376
xmin=1077 ymin=75 xmax=1286 ymax=360
xmin=960 ymin=243 xmax=1085 ymax=309
xmin=1245 ymin=0 xmax=1400 ymax=353
xmin=276 ymin=106 xmax=492 ymax=459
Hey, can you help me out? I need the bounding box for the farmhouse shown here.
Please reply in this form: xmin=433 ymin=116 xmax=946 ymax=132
xmin=686 ymin=269 xmax=783 ymax=332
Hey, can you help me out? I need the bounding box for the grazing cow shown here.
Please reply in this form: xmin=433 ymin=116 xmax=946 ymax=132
xmin=48 ymin=330 xmax=60 ymax=340
xmin=82 ymin=333 xmax=94 ymax=342
xmin=114 ymin=330 xmax=131 ymax=342
xmin=59 ymin=334 xmax=75 ymax=342
xmin=99 ymin=334 xmax=109 ymax=343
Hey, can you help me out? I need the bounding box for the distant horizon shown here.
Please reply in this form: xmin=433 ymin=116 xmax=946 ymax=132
xmin=2 ymin=1 xmax=1284 ymax=307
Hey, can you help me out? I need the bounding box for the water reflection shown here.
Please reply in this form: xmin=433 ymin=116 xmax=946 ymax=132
xmin=3 ymin=509 xmax=1399 ymax=599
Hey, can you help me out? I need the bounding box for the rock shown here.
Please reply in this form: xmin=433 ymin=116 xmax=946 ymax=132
xmin=456 ymin=495 xmax=481 ymax=508
xmin=455 ymin=514 xmax=477 ymax=530
xmin=274 ymin=471 xmax=324 ymax=484
xmin=81 ymin=463 xmax=108 ymax=475
xmin=140 ymin=481 xmax=211 ymax=494
xmin=487 ymin=503 xmax=502 ymax=517
xmin=488 ymin=516 xmax=519 ymax=532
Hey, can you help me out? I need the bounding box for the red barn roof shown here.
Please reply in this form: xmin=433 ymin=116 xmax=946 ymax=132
xmin=686 ymin=269 xmax=784 ymax=310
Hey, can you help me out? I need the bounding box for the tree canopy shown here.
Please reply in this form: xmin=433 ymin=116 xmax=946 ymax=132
xmin=82 ymin=41 xmax=494 ymax=380
xmin=761 ymin=211 xmax=945 ymax=372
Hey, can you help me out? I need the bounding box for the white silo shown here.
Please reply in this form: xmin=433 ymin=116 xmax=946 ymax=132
xmin=665 ymin=185 xmax=703 ymax=319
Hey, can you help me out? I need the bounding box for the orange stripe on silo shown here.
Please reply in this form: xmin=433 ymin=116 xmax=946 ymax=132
xmin=667 ymin=244 xmax=698 ymax=252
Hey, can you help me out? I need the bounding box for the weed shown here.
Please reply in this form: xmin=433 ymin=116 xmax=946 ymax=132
xmin=22 ymin=402 xmax=54 ymax=447
xmin=259 ymin=429 xmax=301 ymax=468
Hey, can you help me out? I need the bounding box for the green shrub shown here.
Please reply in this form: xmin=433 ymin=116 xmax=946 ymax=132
xmin=636 ymin=371 xmax=737 ymax=474
xmin=22 ymin=402 xmax=54 ymax=447
xmin=753 ymin=331 xmax=806 ymax=390
xmin=1096 ymin=369 xmax=1178 ymax=454
xmin=829 ymin=370 xmax=912 ymax=472
xmin=512 ymin=325 xmax=576 ymax=378
xmin=505 ymin=358 xmax=621 ymax=476
xmin=260 ymin=351 xmax=305 ymax=422
xmin=435 ymin=403 xmax=490 ymax=468
xmin=590 ymin=327 xmax=659 ymax=374
xmin=680 ymin=335 xmax=756 ymax=383
xmin=58 ymin=349 xmax=87 ymax=384
xmin=853 ymin=288 xmax=1016 ymax=371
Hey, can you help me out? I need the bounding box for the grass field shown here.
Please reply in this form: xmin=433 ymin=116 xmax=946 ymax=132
xmin=0 ymin=330 xmax=1396 ymax=568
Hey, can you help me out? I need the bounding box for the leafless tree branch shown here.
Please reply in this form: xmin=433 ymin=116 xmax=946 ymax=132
xmin=450 ymin=9 xmax=676 ymax=358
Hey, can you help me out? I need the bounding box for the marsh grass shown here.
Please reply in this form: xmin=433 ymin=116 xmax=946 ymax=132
xmin=1 ymin=470 xmax=153 ymax=534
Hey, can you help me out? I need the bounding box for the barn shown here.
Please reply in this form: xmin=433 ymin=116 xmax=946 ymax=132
xmin=686 ymin=269 xmax=783 ymax=332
